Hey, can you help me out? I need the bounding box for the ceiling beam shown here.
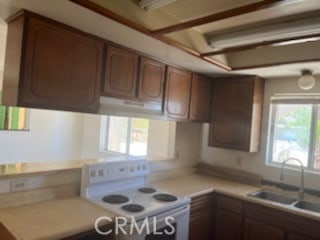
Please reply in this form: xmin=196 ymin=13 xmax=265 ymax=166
xmin=232 ymin=58 xmax=320 ymax=71
xmin=151 ymin=0 xmax=286 ymax=35
xmin=70 ymin=0 xmax=231 ymax=71
xmin=70 ymin=0 xmax=151 ymax=34
xmin=201 ymin=33 xmax=320 ymax=56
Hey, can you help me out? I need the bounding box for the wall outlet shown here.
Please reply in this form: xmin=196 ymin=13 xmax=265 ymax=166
xmin=10 ymin=178 xmax=28 ymax=192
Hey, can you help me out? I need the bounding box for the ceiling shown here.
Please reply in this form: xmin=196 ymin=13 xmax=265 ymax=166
xmin=0 ymin=0 xmax=320 ymax=78
xmin=86 ymin=0 xmax=320 ymax=77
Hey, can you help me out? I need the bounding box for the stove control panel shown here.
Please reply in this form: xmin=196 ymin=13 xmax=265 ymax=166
xmin=84 ymin=160 xmax=149 ymax=184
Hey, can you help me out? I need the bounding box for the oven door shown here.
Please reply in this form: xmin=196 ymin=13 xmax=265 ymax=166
xmin=116 ymin=205 xmax=190 ymax=240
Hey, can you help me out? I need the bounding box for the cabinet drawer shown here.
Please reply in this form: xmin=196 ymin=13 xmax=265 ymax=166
xmin=217 ymin=195 xmax=243 ymax=214
xmin=190 ymin=194 xmax=213 ymax=218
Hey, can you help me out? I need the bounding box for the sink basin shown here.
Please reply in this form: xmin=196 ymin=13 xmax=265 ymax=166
xmin=249 ymin=190 xmax=297 ymax=204
xmin=293 ymin=201 xmax=320 ymax=213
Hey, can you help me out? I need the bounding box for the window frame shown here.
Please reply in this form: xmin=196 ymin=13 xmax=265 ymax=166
xmin=99 ymin=116 xmax=149 ymax=156
xmin=0 ymin=107 xmax=30 ymax=131
xmin=267 ymin=98 xmax=320 ymax=171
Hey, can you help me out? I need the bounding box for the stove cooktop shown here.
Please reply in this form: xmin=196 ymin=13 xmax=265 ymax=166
xmin=88 ymin=186 xmax=189 ymax=222
xmin=81 ymin=160 xmax=190 ymax=223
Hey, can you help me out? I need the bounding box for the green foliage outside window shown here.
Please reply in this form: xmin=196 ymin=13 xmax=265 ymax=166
xmin=0 ymin=92 xmax=28 ymax=130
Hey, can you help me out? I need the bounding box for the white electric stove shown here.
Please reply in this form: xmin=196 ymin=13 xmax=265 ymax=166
xmin=81 ymin=159 xmax=190 ymax=240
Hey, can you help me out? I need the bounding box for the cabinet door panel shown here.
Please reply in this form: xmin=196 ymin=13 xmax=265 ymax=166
xmin=214 ymin=209 xmax=241 ymax=240
xmin=104 ymin=45 xmax=138 ymax=98
xmin=165 ymin=67 xmax=191 ymax=119
xmin=210 ymin=79 xmax=253 ymax=150
xmin=288 ymin=233 xmax=315 ymax=240
xmin=244 ymin=218 xmax=284 ymax=240
xmin=62 ymin=225 xmax=113 ymax=240
xmin=189 ymin=211 xmax=212 ymax=240
xmin=138 ymin=56 xmax=165 ymax=103
xmin=22 ymin=16 xmax=103 ymax=112
xmin=189 ymin=74 xmax=212 ymax=121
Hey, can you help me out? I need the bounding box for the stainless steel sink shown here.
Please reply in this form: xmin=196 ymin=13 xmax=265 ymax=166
xmin=249 ymin=190 xmax=297 ymax=205
xmin=293 ymin=200 xmax=320 ymax=213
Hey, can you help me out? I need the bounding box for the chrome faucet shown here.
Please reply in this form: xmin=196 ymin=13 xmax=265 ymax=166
xmin=280 ymin=157 xmax=305 ymax=201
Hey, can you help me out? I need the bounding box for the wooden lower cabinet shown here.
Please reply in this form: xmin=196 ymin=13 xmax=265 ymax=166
xmin=188 ymin=194 xmax=213 ymax=240
xmin=288 ymin=233 xmax=316 ymax=240
xmin=214 ymin=209 xmax=241 ymax=240
xmin=187 ymin=193 xmax=320 ymax=240
xmin=189 ymin=209 xmax=213 ymax=240
xmin=62 ymin=225 xmax=114 ymax=240
xmin=244 ymin=218 xmax=284 ymax=240
xmin=213 ymin=194 xmax=243 ymax=240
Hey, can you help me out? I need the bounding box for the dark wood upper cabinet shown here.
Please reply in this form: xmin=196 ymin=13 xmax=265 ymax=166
xmin=103 ymin=45 xmax=139 ymax=99
xmin=164 ymin=66 xmax=192 ymax=120
xmin=137 ymin=56 xmax=165 ymax=103
xmin=209 ymin=76 xmax=264 ymax=152
xmin=2 ymin=11 xmax=103 ymax=113
xmin=189 ymin=74 xmax=212 ymax=121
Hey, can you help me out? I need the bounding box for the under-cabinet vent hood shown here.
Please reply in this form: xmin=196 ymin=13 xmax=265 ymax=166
xmin=98 ymin=96 xmax=163 ymax=118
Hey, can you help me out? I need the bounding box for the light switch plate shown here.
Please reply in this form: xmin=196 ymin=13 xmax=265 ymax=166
xmin=10 ymin=178 xmax=28 ymax=192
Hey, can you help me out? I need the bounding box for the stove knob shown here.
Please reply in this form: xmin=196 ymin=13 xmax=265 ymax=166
xmin=137 ymin=165 xmax=141 ymax=171
xmin=98 ymin=169 xmax=105 ymax=176
xmin=130 ymin=166 xmax=135 ymax=172
xmin=90 ymin=170 xmax=98 ymax=178
xmin=142 ymin=165 xmax=147 ymax=170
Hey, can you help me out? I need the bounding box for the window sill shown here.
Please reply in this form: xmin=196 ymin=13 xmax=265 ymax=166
xmin=266 ymin=162 xmax=320 ymax=175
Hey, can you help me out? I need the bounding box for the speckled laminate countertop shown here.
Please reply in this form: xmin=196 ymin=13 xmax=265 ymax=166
xmin=151 ymin=173 xmax=320 ymax=222
xmin=0 ymin=198 xmax=116 ymax=240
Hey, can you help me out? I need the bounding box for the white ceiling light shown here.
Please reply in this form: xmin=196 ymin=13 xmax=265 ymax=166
xmin=209 ymin=16 xmax=320 ymax=50
xmin=298 ymin=70 xmax=315 ymax=90
xmin=139 ymin=0 xmax=176 ymax=11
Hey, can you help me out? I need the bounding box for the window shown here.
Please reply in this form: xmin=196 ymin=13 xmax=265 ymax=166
xmin=102 ymin=116 xmax=149 ymax=156
xmin=100 ymin=116 xmax=176 ymax=159
xmin=267 ymin=95 xmax=320 ymax=170
xmin=0 ymin=92 xmax=29 ymax=131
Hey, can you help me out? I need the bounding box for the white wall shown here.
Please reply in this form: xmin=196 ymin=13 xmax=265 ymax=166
xmin=147 ymin=120 xmax=176 ymax=160
xmin=80 ymin=113 xmax=117 ymax=159
xmin=201 ymin=77 xmax=320 ymax=190
xmin=150 ymin=121 xmax=202 ymax=172
xmin=0 ymin=108 xmax=84 ymax=163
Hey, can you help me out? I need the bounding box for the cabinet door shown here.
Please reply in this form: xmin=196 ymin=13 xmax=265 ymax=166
xmin=62 ymin=225 xmax=113 ymax=240
xmin=244 ymin=219 xmax=284 ymax=240
xmin=189 ymin=194 xmax=213 ymax=240
xmin=189 ymin=74 xmax=212 ymax=122
xmin=189 ymin=210 xmax=212 ymax=240
xmin=103 ymin=45 xmax=138 ymax=99
xmin=21 ymin=16 xmax=103 ymax=113
xmin=164 ymin=67 xmax=192 ymax=119
xmin=214 ymin=209 xmax=242 ymax=240
xmin=288 ymin=233 xmax=315 ymax=240
xmin=209 ymin=77 xmax=262 ymax=151
xmin=137 ymin=56 xmax=165 ymax=103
